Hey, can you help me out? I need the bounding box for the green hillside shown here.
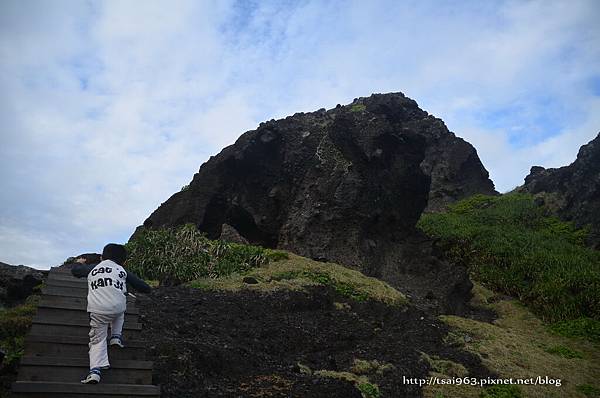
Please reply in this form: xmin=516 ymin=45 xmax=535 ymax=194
xmin=418 ymin=193 xmax=600 ymax=340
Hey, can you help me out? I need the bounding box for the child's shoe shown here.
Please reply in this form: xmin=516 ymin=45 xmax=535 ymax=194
xmin=81 ymin=368 xmax=101 ymax=384
xmin=109 ymin=334 xmax=124 ymax=348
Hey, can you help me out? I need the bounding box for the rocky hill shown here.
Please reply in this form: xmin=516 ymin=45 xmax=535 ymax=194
xmin=133 ymin=92 xmax=496 ymax=314
xmin=519 ymin=132 xmax=600 ymax=248
xmin=0 ymin=261 xmax=44 ymax=308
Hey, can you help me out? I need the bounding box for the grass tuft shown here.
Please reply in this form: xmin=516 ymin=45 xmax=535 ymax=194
xmin=349 ymin=103 xmax=367 ymax=113
xmin=125 ymin=224 xmax=287 ymax=284
xmin=311 ymin=367 xmax=380 ymax=398
xmin=479 ymin=385 xmax=523 ymax=398
xmin=357 ymin=382 xmax=381 ymax=398
xmin=544 ymin=345 xmax=584 ymax=359
xmin=350 ymin=359 xmax=395 ymax=376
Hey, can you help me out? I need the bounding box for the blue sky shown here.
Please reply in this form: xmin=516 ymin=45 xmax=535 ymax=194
xmin=1 ymin=0 xmax=599 ymax=268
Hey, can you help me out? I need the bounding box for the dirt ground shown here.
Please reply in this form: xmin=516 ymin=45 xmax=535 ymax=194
xmin=137 ymin=285 xmax=495 ymax=397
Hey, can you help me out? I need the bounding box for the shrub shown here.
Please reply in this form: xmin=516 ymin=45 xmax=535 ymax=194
xmin=125 ymin=224 xmax=284 ymax=284
xmin=0 ymin=295 xmax=39 ymax=369
xmin=357 ymin=382 xmax=380 ymax=398
xmin=418 ymin=193 xmax=600 ymax=323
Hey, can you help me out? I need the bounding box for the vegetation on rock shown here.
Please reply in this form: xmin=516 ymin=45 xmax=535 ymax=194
xmin=125 ymin=224 xmax=286 ymax=284
xmin=0 ymin=293 xmax=40 ymax=396
xmin=418 ymin=193 xmax=600 ymax=327
xmin=188 ymin=253 xmax=407 ymax=306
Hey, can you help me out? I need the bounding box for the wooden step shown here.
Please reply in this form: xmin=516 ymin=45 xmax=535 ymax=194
xmin=49 ymin=267 xmax=78 ymax=273
xmin=43 ymin=285 xmax=87 ymax=296
xmin=38 ymin=296 xmax=139 ymax=314
xmin=13 ymin=267 xmax=160 ymax=397
xmin=41 ymin=286 xmax=137 ymax=303
xmin=31 ymin=315 xmax=141 ymax=330
xmin=45 ymin=279 xmax=94 ymax=289
xmin=47 ymin=274 xmax=90 ymax=285
xmin=50 ymin=266 xmax=80 ymax=274
xmin=18 ymin=356 xmax=153 ymax=385
xmin=25 ymin=334 xmax=146 ymax=360
xmin=12 ymin=381 xmax=160 ymax=397
xmin=34 ymin=307 xmax=138 ymax=325
xmin=48 ymin=270 xmax=135 ymax=283
xmin=43 ymin=283 xmax=140 ymax=301
xmin=46 ymin=277 xmax=143 ymax=297
xmin=31 ymin=319 xmax=141 ymax=339
xmin=26 ymin=334 xmax=148 ymax=348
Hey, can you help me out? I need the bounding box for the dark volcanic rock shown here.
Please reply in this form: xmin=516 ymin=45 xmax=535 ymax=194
xmin=138 ymin=286 xmax=494 ymax=398
xmin=134 ymin=93 xmax=495 ymax=312
xmin=419 ymin=120 xmax=497 ymax=212
xmin=0 ymin=261 xmax=44 ymax=308
xmin=219 ymin=224 xmax=249 ymax=245
xmin=520 ymin=132 xmax=600 ymax=248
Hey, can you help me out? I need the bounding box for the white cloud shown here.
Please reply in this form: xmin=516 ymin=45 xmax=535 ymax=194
xmin=0 ymin=223 xmax=70 ymax=269
xmin=1 ymin=0 xmax=599 ymax=266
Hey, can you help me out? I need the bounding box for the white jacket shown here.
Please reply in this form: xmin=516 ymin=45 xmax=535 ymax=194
xmin=86 ymin=259 xmax=128 ymax=314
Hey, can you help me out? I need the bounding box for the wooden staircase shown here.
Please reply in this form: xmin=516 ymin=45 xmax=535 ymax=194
xmin=12 ymin=266 xmax=160 ymax=397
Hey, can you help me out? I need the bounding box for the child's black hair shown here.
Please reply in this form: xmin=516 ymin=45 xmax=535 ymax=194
xmin=102 ymin=243 xmax=127 ymax=265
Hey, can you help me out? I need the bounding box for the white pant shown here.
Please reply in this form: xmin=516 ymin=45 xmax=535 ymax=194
xmin=88 ymin=312 xmax=125 ymax=370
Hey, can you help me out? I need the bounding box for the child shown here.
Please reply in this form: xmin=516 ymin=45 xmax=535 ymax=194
xmin=71 ymin=243 xmax=151 ymax=384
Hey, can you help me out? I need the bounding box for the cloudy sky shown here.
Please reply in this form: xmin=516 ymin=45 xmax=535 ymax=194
xmin=1 ymin=0 xmax=599 ymax=268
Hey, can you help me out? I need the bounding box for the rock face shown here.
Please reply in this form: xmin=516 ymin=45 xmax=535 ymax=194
xmin=520 ymin=132 xmax=600 ymax=248
xmin=420 ymin=122 xmax=497 ymax=211
xmin=219 ymin=224 xmax=249 ymax=245
xmin=134 ymin=93 xmax=496 ymax=312
xmin=0 ymin=261 xmax=45 ymax=308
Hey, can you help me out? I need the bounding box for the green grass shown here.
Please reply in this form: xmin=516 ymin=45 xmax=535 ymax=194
xmin=548 ymin=317 xmax=600 ymax=342
xmin=189 ymin=253 xmax=407 ymax=306
xmin=304 ymin=363 xmax=381 ymax=398
xmin=188 ymin=253 xmax=406 ymax=306
xmin=544 ymin=344 xmax=584 ymax=359
xmin=577 ymin=384 xmax=600 ymax=397
xmin=349 ymin=103 xmax=366 ymax=112
xmin=357 ymin=382 xmax=380 ymax=398
xmin=125 ymin=224 xmax=287 ymax=284
xmin=418 ymin=193 xmax=600 ymax=326
xmin=276 ymin=270 xmax=371 ymax=302
xmin=480 ymin=385 xmax=523 ymax=398
xmin=127 ymin=224 xmax=401 ymax=305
